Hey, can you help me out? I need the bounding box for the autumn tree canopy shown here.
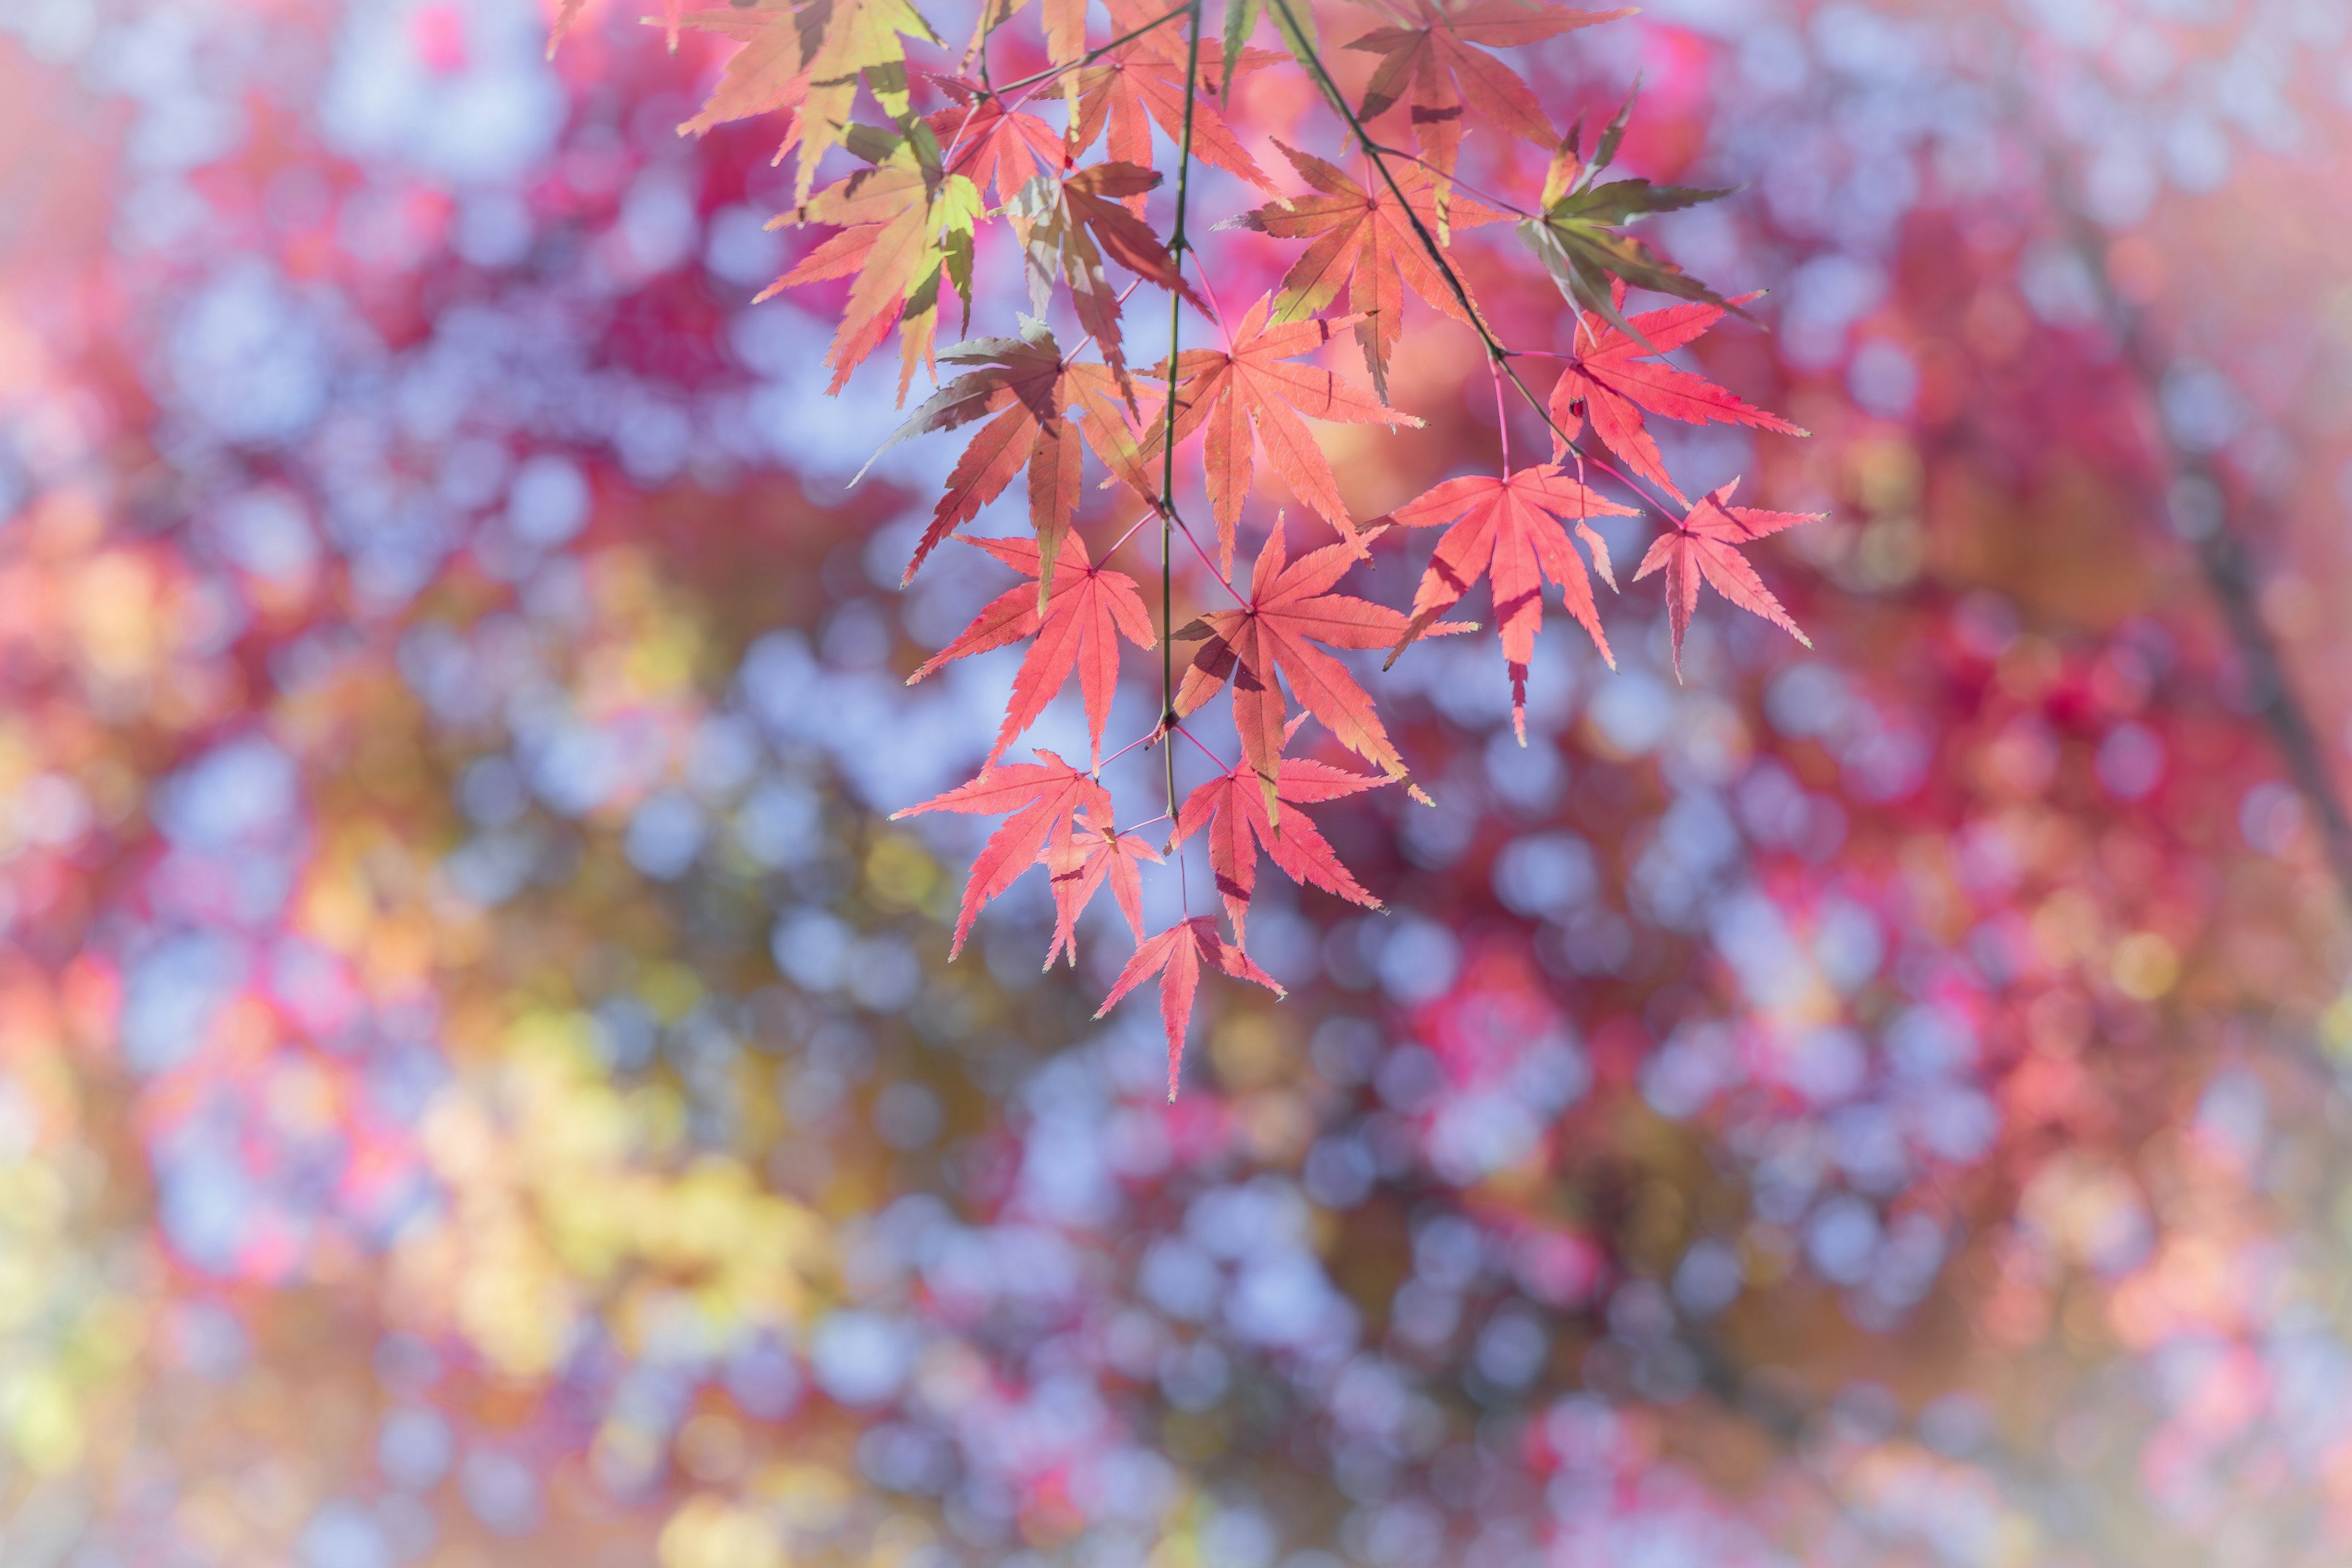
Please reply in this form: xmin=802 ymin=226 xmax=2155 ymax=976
xmin=0 ymin=1 xmax=2346 ymax=1566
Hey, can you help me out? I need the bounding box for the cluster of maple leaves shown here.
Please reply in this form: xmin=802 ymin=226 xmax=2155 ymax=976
xmin=597 ymin=0 xmax=1821 ymax=1091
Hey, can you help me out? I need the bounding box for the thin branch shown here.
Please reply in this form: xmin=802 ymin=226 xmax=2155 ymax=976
xmin=1357 ymin=140 xmax=1537 ymax=219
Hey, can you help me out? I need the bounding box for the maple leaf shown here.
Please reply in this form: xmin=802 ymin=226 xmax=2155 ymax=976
xmin=1177 ymin=729 xmax=1390 ymax=941
xmin=1377 ymin=464 xmax=1638 ymax=741
xmin=894 ymin=750 xmax=1111 ymax=957
xmin=676 ymin=0 xmax=943 ymax=204
xmin=1142 ymin=294 xmax=1420 ymax=568
xmin=1518 ymin=90 xmax=1737 ymax=349
xmin=1224 ymin=140 xmax=1506 ymax=402
xmin=1633 ymin=479 xmax=1820 ymax=679
xmin=1073 ymin=0 xmax=1277 ymax=209
xmin=1009 ymin=163 xmax=1205 ymax=405
xmin=862 ymin=322 xmax=1155 ymax=592
xmin=1548 ymin=287 xmax=1804 ymax=503
xmin=1095 ymin=915 xmax=1284 ymax=1099
xmin=674 ymin=5 xmax=820 ymax=149
xmin=926 ymin=82 xmax=1069 ymax=205
xmin=1041 ymin=811 xmax=1163 ymax=968
xmin=1175 ymin=517 xmax=1464 ymax=815
xmin=1346 ymin=0 xmax=1631 ymax=194
xmin=907 ymin=531 xmax=1157 ymax=771
xmin=771 ymin=123 xmax=983 ymax=404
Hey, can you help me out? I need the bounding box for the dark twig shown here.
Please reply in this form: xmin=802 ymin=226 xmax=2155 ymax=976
xmin=2028 ymin=136 xmax=2352 ymax=917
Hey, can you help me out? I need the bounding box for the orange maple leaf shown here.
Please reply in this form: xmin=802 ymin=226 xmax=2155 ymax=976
xmin=676 ymin=0 xmax=942 ymax=203
xmin=1074 ymin=0 xmax=1276 ymax=208
xmin=770 ymin=129 xmax=982 ymax=405
xmin=1225 ymin=140 xmax=1507 ymax=402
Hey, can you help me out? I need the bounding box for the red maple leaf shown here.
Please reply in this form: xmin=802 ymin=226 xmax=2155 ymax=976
xmin=908 ymin=530 xmax=1156 ymax=770
xmin=1095 ymin=915 xmax=1284 ymax=1099
xmin=927 ymin=83 xmax=1070 ymax=205
xmin=893 ymin=751 xmax=1111 ymax=956
xmin=1073 ymin=0 xmax=1276 ymax=206
xmin=1175 ymin=517 xmax=1464 ymax=814
xmin=1347 ymin=0 xmax=1631 ymax=190
xmin=1041 ymin=810 xmax=1163 ymax=968
xmin=1144 ymin=294 xmax=1419 ymax=568
xmin=1378 ymin=464 xmax=1637 ymax=741
xmin=1176 ymin=729 xmax=1390 ymax=941
xmin=1547 ymin=288 xmax=1804 ymax=502
xmin=1225 ymin=139 xmax=1506 ymax=402
xmin=1633 ymin=479 xmax=1820 ymax=678
xmin=864 ymin=322 xmax=1153 ymax=589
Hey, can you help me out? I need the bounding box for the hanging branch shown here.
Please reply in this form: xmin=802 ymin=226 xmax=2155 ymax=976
xmin=1156 ymin=0 xmax=1209 ymax=854
xmin=687 ymin=0 xmax=1817 ymax=1082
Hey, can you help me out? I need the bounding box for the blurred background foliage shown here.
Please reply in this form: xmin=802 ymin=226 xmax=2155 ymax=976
xmin=0 ymin=1 xmax=2350 ymax=1566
